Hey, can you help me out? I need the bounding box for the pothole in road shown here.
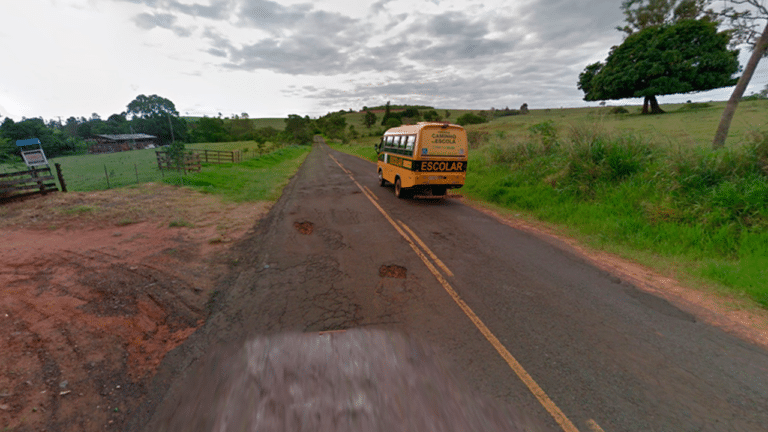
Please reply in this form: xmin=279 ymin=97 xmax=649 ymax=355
xmin=379 ymin=265 xmax=407 ymax=279
xmin=294 ymin=221 xmax=314 ymax=235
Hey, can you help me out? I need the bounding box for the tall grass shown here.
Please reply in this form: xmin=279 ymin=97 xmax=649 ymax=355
xmin=464 ymin=124 xmax=768 ymax=306
xmin=171 ymin=145 xmax=310 ymax=202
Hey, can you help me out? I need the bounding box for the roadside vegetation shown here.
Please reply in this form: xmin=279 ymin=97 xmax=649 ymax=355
xmin=177 ymin=145 xmax=309 ymax=202
xmin=331 ymin=101 xmax=768 ymax=309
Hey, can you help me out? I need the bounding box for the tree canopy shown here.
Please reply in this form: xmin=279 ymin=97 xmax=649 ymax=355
xmin=578 ymin=19 xmax=739 ymax=114
xmin=618 ymin=0 xmax=717 ymax=35
xmin=126 ymin=94 xmax=187 ymax=144
xmin=127 ymin=94 xmax=179 ymax=119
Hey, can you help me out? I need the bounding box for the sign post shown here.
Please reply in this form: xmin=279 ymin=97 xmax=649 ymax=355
xmin=16 ymin=138 xmax=49 ymax=168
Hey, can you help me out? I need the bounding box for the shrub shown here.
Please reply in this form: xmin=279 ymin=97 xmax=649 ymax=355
xmin=384 ymin=117 xmax=402 ymax=128
xmin=455 ymin=113 xmax=486 ymax=126
xmin=528 ymin=121 xmax=558 ymax=149
xmin=467 ymin=130 xmax=489 ymax=149
xmin=609 ymin=106 xmax=629 ymax=114
xmin=678 ymin=102 xmax=712 ymax=110
xmin=557 ymin=131 xmax=653 ymax=195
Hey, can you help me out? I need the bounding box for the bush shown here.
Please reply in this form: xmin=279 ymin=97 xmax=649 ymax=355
xmin=678 ymin=102 xmax=712 ymax=110
xmin=384 ymin=117 xmax=402 ymax=128
xmin=467 ymin=130 xmax=489 ymax=149
xmin=609 ymin=106 xmax=629 ymax=114
xmin=528 ymin=121 xmax=558 ymax=149
xmin=455 ymin=113 xmax=486 ymax=126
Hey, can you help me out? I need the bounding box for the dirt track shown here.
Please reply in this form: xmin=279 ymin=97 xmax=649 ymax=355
xmin=0 ymin=184 xmax=268 ymax=431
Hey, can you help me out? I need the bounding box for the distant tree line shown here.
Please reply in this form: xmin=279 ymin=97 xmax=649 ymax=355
xmin=0 ymin=94 xmax=189 ymax=162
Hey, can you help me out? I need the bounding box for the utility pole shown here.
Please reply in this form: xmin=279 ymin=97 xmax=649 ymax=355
xmin=167 ymin=113 xmax=175 ymax=144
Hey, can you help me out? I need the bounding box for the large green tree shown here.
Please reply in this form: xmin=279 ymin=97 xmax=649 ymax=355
xmin=283 ymin=114 xmax=313 ymax=144
xmin=315 ymin=113 xmax=347 ymax=141
xmin=618 ymin=0 xmax=717 ymax=35
xmin=190 ymin=116 xmax=229 ymax=143
xmin=362 ymin=110 xmax=377 ymax=128
xmin=127 ymin=94 xmax=179 ymax=118
xmin=578 ymin=19 xmax=739 ymax=114
xmin=0 ymin=117 xmax=79 ymax=158
xmin=126 ymin=94 xmax=187 ymax=144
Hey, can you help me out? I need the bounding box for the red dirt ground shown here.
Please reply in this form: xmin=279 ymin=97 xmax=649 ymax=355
xmin=0 ymin=184 xmax=269 ymax=431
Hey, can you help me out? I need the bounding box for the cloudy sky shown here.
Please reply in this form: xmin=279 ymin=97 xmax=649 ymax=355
xmin=1 ymin=0 xmax=767 ymax=121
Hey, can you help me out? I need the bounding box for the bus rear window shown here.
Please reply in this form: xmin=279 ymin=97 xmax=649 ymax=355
xmin=406 ymin=135 xmax=415 ymax=150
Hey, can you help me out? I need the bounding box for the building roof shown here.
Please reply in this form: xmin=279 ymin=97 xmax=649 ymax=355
xmin=95 ymin=134 xmax=157 ymax=140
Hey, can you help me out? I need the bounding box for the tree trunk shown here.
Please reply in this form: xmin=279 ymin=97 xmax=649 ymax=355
xmin=641 ymin=95 xmax=665 ymax=114
xmin=649 ymin=95 xmax=665 ymax=114
xmin=713 ymin=21 xmax=768 ymax=150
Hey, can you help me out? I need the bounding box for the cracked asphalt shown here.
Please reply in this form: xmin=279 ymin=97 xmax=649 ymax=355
xmin=130 ymin=142 xmax=768 ymax=432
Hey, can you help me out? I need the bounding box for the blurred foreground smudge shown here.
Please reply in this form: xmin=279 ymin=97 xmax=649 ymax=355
xmin=148 ymin=329 xmax=546 ymax=431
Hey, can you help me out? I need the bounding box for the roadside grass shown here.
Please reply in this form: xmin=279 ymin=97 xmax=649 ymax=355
xmin=328 ymin=138 xmax=378 ymax=162
xmin=331 ymin=105 xmax=768 ymax=309
xmin=174 ymin=145 xmax=310 ymax=202
xmin=187 ymin=140 xmax=282 ymax=157
xmin=464 ymin=127 xmax=768 ymax=307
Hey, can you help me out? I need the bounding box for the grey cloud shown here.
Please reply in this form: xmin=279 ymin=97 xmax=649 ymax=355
xmin=423 ymin=12 xmax=488 ymax=39
xmin=133 ymin=11 xmax=194 ymax=37
xmin=207 ymin=48 xmax=227 ymax=57
xmin=203 ymin=27 xmax=234 ymax=50
xmin=118 ymin=0 xmax=231 ymax=19
xmin=133 ymin=12 xmax=177 ymax=29
xmin=172 ymin=25 xmax=194 ymax=37
xmin=118 ymin=0 xmax=160 ymax=6
xmin=517 ymin=0 xmax=624 ymax=46
xmin=121 ymin=0 xmax=643 ymax=111
xmin=168 ymin=0 xmax=232 ymax=19
xmin=223 ymin=36 xmax=348 ymax=74
xmin=370 ymin=0 xmax=393 ymax=15
xmin=236 ymin=0 xmax=312 ymax=31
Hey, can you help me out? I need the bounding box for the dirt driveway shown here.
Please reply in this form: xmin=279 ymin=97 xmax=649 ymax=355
xmin=0 ymin=184 xmax=269 ymax=431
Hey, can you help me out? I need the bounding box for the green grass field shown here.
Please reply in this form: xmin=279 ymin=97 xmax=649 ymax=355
xmin=331 ymin=101 xmax=768 ymax=309
xmin=184 ymin=117 xmax=287 ymax=131
xmin=177 ymin=145 xmax=310 ymax=202
xmin=0 ymin=141 xmax=301 ymax=194
xmin=468 ymin=100 xmax=768 ymax=149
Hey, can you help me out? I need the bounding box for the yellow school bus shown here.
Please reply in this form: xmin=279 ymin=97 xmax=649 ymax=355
xmin=375 ymin=122 xmax=468 ymax=198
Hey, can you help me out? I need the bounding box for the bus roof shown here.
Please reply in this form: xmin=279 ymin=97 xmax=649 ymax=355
xmin=383 ymin=122 xmax=463 ymax=135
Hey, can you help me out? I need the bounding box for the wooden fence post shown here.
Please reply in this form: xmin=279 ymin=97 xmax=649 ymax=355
xmin=104 ymin=165 xmax=110 ymax=189
xmin=55 ymin=163 xmax=67 ymax=192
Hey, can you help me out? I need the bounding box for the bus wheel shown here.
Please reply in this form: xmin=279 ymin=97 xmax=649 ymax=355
xmin=394 ymin=178 xmax=407 ymax=199
xmin=378 ymin=170 xmax=386 ymax=187
xmin=432 ymin=186 xmax=447 ymax=196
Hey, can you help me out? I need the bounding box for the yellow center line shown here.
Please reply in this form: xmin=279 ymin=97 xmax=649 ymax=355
xmin=363 ymin=185 xmax=379 ymax=201
xmin=397 ymin=220 xmax=454 ymax=277
xmin=329 ymin=154 xmax=581 ymax=432
xmin=586 ymin=419 xmax=606 ymax=432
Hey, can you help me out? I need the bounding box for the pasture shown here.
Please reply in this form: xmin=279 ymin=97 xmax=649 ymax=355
xmin=42 ymin=141 xmax=285 ymax=192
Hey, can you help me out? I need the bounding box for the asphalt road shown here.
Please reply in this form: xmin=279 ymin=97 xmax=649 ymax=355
xmin=135 ymin=142 xmax=768 ymax=432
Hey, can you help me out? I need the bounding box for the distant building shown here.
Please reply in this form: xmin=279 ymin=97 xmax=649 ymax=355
xmin=90 ymin=134 xmax=158 ymax=153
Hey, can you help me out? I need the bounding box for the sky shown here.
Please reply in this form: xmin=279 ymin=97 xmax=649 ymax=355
xmin=1 ymin=0 xmax=767 ymax=121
